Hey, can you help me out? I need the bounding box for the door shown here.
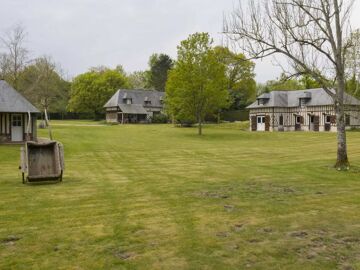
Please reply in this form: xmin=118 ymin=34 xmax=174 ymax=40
xmin=257 ymin=116 xmax=265 ymax=131
xmin=11 ymin=114 xmax=23 ymax=142
xmin=295 ymin=115 xmax=302 ymax=131
xmin=309 ymin=115 xmax=315 ymax=131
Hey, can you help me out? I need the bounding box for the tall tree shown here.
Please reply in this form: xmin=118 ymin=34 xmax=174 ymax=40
xmin=128 ymin=71 xmax=150 ymax=89
xmin=214 ymin=46 xmax=256 ymax=109
xmin=0 ymin=24 xmax=28 ymax=89
xmin=68 ymin=68 xmax=130 ymax=119
xmin=224 ymin=0 xmax=355 ymax=170
xmin=166 ymin=33 xmax=229 ymax=135
xmin=17 ymin=56 xmax=70 ymax=113
xmin=148 ymin=53 xmax=173 ymax=91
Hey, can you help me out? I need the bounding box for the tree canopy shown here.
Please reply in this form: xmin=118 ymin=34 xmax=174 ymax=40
xmin=147 ymin=53 xmax=173 ymax=91
xmin=213 ymin=46 xmax=256 ymax=109
xmin=17 ymin=56 xmax=70 ymax=113
xmin=166 ymin=33 xmax=229 ymax=135
xmin=68 ymin=68 xmax=130 ymax=119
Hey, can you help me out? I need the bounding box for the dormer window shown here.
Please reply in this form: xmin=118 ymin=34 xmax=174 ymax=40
xmin=257 ymin=93 xmax=270 ymax=106
xmin=123 ymin=98 xmax=132 ymax=104
xmin=299 ymin=92 xmax=311 ymax=107
xmin=144 ymin=97 xmax=151 ymax=105
xmin=299 ymin=98 xmax=307 ymax=107
xmin=258 ymin=98 xmax=268 ymax=105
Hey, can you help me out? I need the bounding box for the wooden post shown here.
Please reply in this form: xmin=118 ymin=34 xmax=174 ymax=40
xmin=122 ymin=113 xmax=124 ymax=124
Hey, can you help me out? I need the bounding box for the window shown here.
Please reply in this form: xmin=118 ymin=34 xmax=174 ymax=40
xmin=144 ymin=100 xmax=152 ymax=105
xmin=257 ymin=116 xmax=265 ymax=123
xmin=325 ymin=115 xmax=331 ymax=124
xmin=279 ymin=115 xmax=284 ymax=126
xmin=346 ymin=114 xmax=351 ymax=126
xmin=126 ymin=98 xmax=132 ymax=105
xmin=310 ymin=115 xmax=315 ymax=124
xmin=296 ymin=116 xmax=301 ymax=124
xmin=12 ymin=115 xmax=22 ymax=127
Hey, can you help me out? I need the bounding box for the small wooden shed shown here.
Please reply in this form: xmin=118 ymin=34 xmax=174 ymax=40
xmin=0 ymin=80 xmax=40 ymax=143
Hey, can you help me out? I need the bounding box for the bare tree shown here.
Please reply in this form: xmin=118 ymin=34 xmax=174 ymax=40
xmin=20 ymin=56 xmax=64 ymax=112
xmin=345 ymin=29 xmax=360 ymax=96
xmin=0 ymin=24 xmax=28 ymax=88
xmin=0 ymin=53 xmax=11 ymax=79
xmin=224 ymin=0 xmax=355 ymax=170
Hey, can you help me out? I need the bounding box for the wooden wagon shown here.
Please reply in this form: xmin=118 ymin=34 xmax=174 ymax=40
xmin=20 ymin=141 xmax=65 ymax=184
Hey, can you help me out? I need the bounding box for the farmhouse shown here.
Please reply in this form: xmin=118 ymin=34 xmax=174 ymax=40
xmin=104 ymin=89 xmax=165 ymax=123
xmin=247 ymin=88 xmax=360 ymax=132
xmin=0 ymin=80 xmax=40 ymax=143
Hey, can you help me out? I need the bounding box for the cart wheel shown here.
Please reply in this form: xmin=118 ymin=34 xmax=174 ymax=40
xmin=22 ymin=173 xmax=25 ymax=184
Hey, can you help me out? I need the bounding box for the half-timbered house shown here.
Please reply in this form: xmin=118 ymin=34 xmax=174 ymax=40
xmin=104 ymin=89 xmax=165 ymax=124
xmin=0 ymin=80 xmax=40 ymax=143
xmin=247 ymin=88 xmax=360 ymax=132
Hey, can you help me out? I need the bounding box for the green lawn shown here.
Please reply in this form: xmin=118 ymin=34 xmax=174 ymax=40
xmin=1 ymin=122 xmax=360 ymax=269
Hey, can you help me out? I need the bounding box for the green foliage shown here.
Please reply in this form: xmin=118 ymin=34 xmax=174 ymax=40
xmin=166 ymin=33 xmax=229 ymax=134
xmin=68 ymin=68 xmax=130 ymax=118
xmin=258 ymin=73 xmax=322 ymax=94
xmin=213 ymin=46 xmax=256 ymax=109
xmin=221 ymin=110 xmax=249 ymax=122
xmin=127 ymin=71 xmax=150 ymax=90
xmin=299 ymin=75 xmax=322 ymax=89
xmin=147 ymin=53 xmax=173 ymax=91
xmin=150 ymin=113 xmax=169 ymax=123
xmin=17 ymin=56 xmax=70 ymax=112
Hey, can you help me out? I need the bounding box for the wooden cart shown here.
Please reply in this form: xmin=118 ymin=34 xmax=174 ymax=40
xmin=20 ymin=141 xmax=65 ymax=184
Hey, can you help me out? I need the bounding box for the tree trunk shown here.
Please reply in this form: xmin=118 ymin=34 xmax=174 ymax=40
xmin=334 ymin=80 xmax=350 ymax=170
xmin=198 ymin=116 xmax=202 ymax=135
xmin=334 ymin=102 xmax=350 ymax=170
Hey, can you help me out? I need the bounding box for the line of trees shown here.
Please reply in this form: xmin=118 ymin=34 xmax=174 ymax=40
xmin=0 ymin=25 xmax=258 ymax=123
xmin=0 ymin=25 xmax=70 ymax=115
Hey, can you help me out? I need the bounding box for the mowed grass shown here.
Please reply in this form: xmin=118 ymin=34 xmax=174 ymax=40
xmin=1 ymin=122 xmax=360 ymax=270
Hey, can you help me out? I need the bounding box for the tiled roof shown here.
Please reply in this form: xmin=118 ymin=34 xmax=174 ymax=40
xmin=0 ymin=80 xmax=40 ymax=113
xmin=247 ymin=88 xmax=360 ymax=109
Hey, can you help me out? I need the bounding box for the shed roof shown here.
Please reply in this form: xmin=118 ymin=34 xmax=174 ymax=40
xmin=0 ymin=80 xmax=40 ymax=113
xmin=247 ymin=88 xmax=360 ymax=109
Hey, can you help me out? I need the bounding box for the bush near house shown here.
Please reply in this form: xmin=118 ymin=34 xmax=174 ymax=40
xmin=150 ymin=114 xmax=169 ymax=123
xmin=221 ymin=110 xmax=249 ymax=122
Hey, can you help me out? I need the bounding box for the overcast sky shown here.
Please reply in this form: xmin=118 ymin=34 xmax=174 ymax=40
xmin=1 ymin=0 xmax=360 ymax=82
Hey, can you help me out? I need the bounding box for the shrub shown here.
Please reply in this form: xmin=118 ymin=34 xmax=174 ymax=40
xmin=151 ymin=114 xmax=169 ymax=123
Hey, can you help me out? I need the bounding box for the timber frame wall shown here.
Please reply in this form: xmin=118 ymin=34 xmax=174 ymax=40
xmin=249 ymin=105 xmax=360 ymax=132
xmin=0 ymin=112 xmax=37 ymax=143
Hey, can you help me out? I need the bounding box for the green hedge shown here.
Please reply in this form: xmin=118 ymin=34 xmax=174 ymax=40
xmin=221 ymin=110 xmax=249 ymax=122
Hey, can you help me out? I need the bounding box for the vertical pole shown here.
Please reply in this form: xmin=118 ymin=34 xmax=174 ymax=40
xmin=122 ymin=113 xmax=124 ymax=124
xmin=44 ymin=108 xmax=53 ymax=140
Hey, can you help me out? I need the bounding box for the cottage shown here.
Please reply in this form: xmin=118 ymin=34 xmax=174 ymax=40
xmin=247 ymin=88 xmax=360 ymax=132
xmin=104 ymin=89 xmax=165 ymax=123
xmin=0 ymin=80 xmax=40 ymax=143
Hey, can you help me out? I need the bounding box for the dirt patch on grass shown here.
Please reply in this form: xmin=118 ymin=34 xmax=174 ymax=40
xmin=293 ymin=230 xmax=360 ymax=268
xmin=113 ymin=250 xmax=137 ymax=260
xmin=1 ymin=235 xmax=21 ymax=245
xmin=196 ymin=191 xmax=230 ymax=199
xmin=290 ymin=231 xmax=308 ymax=238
